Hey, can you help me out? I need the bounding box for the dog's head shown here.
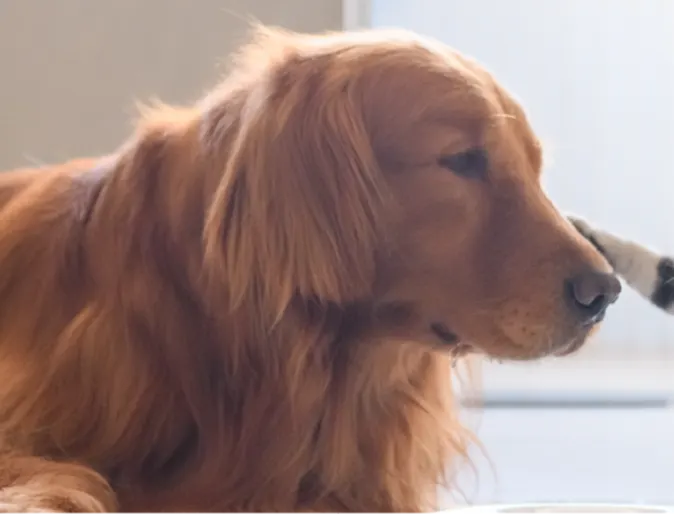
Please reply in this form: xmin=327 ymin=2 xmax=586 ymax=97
xmin=93 ymin=27 xmax=625 ymax=510
xmin=203 ymin=27 xmax=620 ymax=362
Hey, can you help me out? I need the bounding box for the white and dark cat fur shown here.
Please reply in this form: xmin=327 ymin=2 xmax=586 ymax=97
xmin=570 ymin=217 xmax=674 ymax=314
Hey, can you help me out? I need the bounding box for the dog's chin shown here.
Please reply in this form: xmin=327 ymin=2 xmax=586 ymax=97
xmin=429 ymin=320 xmax=597 ymax=362
xmin=552 ymin=324 xmax=598 ymax=357
xmin=551 ymin=335 xmax=585 ymax=357
xmin=499 ymin=329 xmax=592 ymax=361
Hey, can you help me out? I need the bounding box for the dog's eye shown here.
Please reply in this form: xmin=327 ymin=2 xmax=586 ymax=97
xmin=437 ymin=148 xmax=488 ymax=178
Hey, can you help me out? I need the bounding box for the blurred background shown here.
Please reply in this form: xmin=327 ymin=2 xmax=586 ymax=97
xmin=1 ymin=0 xmax=673 ymax=507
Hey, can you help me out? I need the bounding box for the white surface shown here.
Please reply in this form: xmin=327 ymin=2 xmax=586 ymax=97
xmin=477 ymin=357 xmax=674 ymax=394
xmin=442 ymin=407 xmax=674 ymax=506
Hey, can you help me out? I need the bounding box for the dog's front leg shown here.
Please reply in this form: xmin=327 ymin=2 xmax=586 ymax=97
xmin=0 ymin=453 xmax=116 ymax=512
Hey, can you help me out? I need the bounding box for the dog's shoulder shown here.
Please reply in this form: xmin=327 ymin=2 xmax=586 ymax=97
xmin=0 ymin=157 xmax=109 ymax=218
xmin=0 ymin=157 xmax=111 ymax=294
xmin=0 ymin=157 xmax=101 ymax=206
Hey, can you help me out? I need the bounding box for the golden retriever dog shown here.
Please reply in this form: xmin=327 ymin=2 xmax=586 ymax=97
xmin=0 ymin=27 xmax=621 ymax=512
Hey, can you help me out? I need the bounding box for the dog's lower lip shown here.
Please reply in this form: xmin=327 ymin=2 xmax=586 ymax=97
xmin=430 ymin=322 xmax=459 ymax=345
xmin=589 ymin=310 xmax=606 ymax=325
xmin=554 ymin=336 xmax=585 ymax=357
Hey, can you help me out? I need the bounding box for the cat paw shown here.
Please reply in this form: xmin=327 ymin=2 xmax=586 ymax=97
xmin=567 ymin=215 xmax=594 ymax=240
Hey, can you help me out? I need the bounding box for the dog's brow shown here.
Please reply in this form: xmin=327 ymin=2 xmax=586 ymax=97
xmin=423 ymin=104 xmax=487 ymax=129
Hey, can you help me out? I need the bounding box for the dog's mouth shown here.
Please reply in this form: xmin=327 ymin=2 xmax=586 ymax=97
xmin=430 ymin=322 xmax=475 ymax=358
xmin=552 ymin=332 xmax=589 ymax=357
xmin=430 ymin=322 xmax=590 ymax=362
xmin=430 ymin=322 xmax=459 ymax=344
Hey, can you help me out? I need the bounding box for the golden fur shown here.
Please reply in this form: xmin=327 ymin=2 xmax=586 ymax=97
xmin=0 ymin=27 xmax=614 ymax=511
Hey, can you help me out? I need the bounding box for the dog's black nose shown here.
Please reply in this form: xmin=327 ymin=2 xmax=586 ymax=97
xmin=565 ymin=270 xmax=621 ymax=324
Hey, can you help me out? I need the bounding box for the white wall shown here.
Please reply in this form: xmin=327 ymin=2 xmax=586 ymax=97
xmin=373 ymin=0 xmax=674 ymax=357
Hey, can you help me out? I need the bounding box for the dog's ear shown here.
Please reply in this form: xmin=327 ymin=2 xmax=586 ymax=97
xmin=204 ymin=42 xmax=386 ymax=319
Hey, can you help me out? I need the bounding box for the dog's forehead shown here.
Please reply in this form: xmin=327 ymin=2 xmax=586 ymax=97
xmin=225 ymin=27 xmax=536 ymax=152
xmin=299 ymin=29 xmax=485 ymax=79
xmin=335 ymin=40 xmax=543 ymax=169
xmin=345 ymin=47 xmax=503 ymax=137
xmin=239 ymin=27 xmax=502 ymax=115
xmin=341 ymin=38 xmax=510 ymax=128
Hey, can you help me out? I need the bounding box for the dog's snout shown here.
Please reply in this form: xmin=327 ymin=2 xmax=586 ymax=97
xmin=565 ymin=270 xmax=621 ymax=323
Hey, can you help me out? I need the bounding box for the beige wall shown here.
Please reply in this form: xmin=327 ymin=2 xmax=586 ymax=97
xmin=0 ymin=0 xmax=343 ymax=169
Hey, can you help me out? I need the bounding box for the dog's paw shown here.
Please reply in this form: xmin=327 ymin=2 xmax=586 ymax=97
xmin=0 ymin=500 xmax=56 ymax=514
